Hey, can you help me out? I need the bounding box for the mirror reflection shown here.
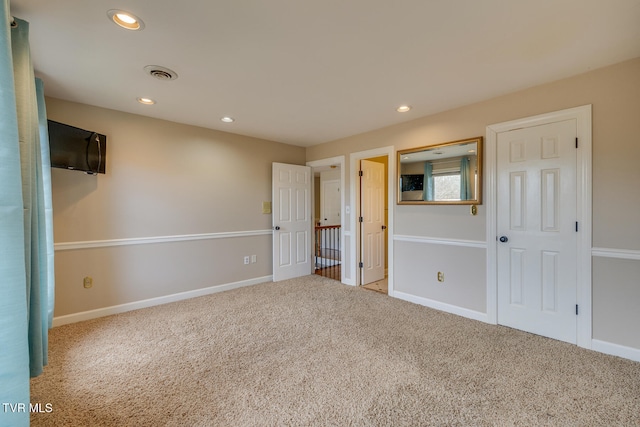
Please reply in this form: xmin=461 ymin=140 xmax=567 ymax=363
xmin=397 ymin=137 xmax=482 ymax=205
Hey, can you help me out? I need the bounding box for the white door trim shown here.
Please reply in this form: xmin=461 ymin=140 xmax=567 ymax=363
xmin=349 ymin=146 xmax=395 ymax=293
xmin=307 ymin=156 xmax=346 ymax=283
xmin=486 ymin=105 xmax=592 ymax=349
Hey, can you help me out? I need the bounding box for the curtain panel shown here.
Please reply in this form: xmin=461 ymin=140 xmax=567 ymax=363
xmin=460 ymin=156 xmax=472 ymax=200
xmin=423 ymin=161 xmax=434 ymax=202
xmin=1 ymin=5 xmax=54 ymax=426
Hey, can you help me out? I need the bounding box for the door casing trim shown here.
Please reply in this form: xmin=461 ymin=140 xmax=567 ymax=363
xmin=486 ymin=105 xmax=592 ymax=349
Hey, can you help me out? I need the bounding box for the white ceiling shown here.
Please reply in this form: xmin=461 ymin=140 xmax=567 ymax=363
xmin=10 ymin=0 xmax=640 ymax=147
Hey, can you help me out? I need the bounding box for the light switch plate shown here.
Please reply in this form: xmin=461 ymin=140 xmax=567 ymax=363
xmin=262 ymin=201 xmax=271 ymax=214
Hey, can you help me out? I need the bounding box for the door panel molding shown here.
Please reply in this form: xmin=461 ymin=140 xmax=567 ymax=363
xmin=486 ymin=105 xmax=592 ymax=349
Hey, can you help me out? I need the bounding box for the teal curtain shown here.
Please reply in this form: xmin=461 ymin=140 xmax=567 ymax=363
xmin=37 ymin=77 xmax=55 ymax=331
xmin=13 ymin=15 xmax=53 ymax=379
xmin=423 ymin=162 xmax=434 ymax=201
xmin=1 ymin=9 xmax=54 ymax=426
xmin=0 ymin=7 xmax=30 ymax=427
xmin=460 ymin=157 xmax=472 ymax=200
xmin=0 ymin=9 xmax=29 ymax=426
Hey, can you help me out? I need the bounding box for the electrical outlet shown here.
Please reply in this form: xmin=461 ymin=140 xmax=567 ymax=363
xmin=437 ymin=272 xmax=444 ymax=282
xmin=244 ymin=256 xmax=250 ymax=265
xmin=251 ymin=255 xmax=257 ymax=263
xmin=83 ymin=276 xmax=93 ymax=289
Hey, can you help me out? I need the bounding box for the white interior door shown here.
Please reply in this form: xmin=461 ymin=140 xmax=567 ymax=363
xmin=497 ymin=119 xmax=578 ymax=343
xmin=321 ymin=179 xmax=340 ymax=226
xmin=360 ymin=159 xmax=385 ymax=285
xmin=272 ymin=162 xmax=311 ymax=282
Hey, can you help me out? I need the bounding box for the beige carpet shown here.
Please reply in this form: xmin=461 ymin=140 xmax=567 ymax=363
xmin=31 ymin=275 xmax=640 ymax=426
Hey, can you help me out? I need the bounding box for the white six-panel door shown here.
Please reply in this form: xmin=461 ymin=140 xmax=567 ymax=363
xmin=272 ymin=162 xmax=311 ymax=282
xmin=360 ymin=159 xmax=385 ymax=285
xmin=321 ymin=179 xmax=340 ymax=226
xmin=497 ymin=119 xmax=578 ymax=344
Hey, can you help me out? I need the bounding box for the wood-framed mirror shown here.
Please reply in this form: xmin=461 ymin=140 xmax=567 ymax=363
xmin=397 ymin=136 xmax=483 ymax=205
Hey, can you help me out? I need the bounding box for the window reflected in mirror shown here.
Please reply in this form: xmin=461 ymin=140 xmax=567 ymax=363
xmin=397 ymin=137 xmax=482 ymax=205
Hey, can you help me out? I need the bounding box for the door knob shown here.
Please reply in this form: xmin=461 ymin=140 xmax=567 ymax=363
xmin=382 ymin=225 xmax=387 ymax=230
xmin=274 ymin=226 xmax=280 ymax=231
xmin=499 ymin=236 xmax=508 ymax=243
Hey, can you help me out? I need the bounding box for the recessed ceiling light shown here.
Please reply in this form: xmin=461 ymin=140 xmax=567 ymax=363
xmin=137 ymin=97 xmax=156 ymax=105
xmin=221 ymin=116 xmax=235 ymax=123
xmin=396 ymin=105 xmax=411 ymax=113
xmin=107 ymin=9 xmax=145 ymax=31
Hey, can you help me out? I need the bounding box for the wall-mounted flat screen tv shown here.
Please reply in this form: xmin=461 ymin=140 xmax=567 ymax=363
xmin=47 ymin=120 xmax=106 ymax=174
xmin=401 ymin=174 xmax=424 ymax=192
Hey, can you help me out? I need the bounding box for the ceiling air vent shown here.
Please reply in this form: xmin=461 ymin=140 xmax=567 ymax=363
xmin=144 ymin=65 xmax=178 ymax=81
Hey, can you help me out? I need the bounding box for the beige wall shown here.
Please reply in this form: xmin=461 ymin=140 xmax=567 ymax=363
xmin=307 ymin=57 xmax=640 ymax=246
xmin=49 ymin=57 xmax=640 ymax=352
xmin=307 ymin=57 xmax=640 ymax=350
xmin=48 ymin=98 xmax=305 ymax=316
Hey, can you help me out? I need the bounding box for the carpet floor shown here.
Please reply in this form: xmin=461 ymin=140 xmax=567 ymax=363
xmin=31 ymin=275 xmax=640 ymax=426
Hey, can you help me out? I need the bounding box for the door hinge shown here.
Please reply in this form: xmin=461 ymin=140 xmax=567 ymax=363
xmin=575 ymin=137 xmax=578 ymax=148
xmin=359 ymin=170 xmax=363 ymax=177
xmin=359 ymin=216 xmax=363 ymax=223
xmin=576 ymin=304 xmax=579 ymax=315
xmin=359 ymin=262 xmax=364 ymax=268
xmin=575 ymin=221 xmax=579 ymax=232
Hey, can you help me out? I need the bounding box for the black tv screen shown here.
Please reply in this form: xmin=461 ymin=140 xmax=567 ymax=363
xmin=47 ymin=120 xmax=106 ymax=174
xmin=401 ymin=174 xmax=424 ymax=192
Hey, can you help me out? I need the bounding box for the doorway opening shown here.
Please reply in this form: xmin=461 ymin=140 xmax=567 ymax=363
xmin=350 ymin=147 xmax=394 ymax=295
xmin=308 ymin=157 xmax=345 ymax=282
xmin=360 ymin=156 xmax=389 ymax=294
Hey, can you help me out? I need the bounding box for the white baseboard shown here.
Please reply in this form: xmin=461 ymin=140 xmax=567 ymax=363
xmin=591 ymin=339 xmax=640 ymax=363
xmin=393 ymin=291 xmax=488 ymax=323
xmin=52 ymin=275 xmax=273 ymax=327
